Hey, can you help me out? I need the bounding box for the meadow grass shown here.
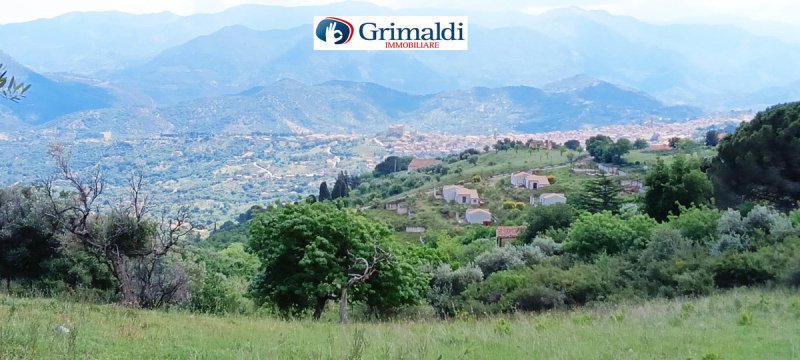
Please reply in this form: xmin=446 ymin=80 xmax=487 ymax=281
xmin=1 ymin=287 xmax=799 ymax=359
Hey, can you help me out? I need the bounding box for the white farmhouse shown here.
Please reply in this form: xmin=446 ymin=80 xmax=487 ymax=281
xmin=532 ymin=193 xmax=567 ymax=206
xmin=465 ymin=208 xmax=492 ymax=225
xmin=510 ymin=172 xmax=550 ymax=189
xmin=442 ymin=185 xmax=480 ymax=205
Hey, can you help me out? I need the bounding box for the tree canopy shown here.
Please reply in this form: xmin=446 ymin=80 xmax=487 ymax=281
xmin=644 ymin=156 xmax=714 ymax=221
xmin=248 ymin=201 xmax=424 ymax=319
xmin=585 ymin=135 xmax=632 ymax=164
xmin=574 ymin=175 xmax=623 ymax=214
xmin=710 ymin=102 xmax=800 ymax=210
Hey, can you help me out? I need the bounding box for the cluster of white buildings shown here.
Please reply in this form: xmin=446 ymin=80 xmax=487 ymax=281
xmin=436 ymin=173 xmax=567 ymax=225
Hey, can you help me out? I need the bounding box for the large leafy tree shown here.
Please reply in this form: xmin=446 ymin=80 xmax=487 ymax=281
xmin=564 ymin=139 xmax=581 ymax=151
xmin=710 ymin=102 xmax=800 ymax=210
xmin=574 ymin=175 xmax=623 ymax=213
xmin=565 ymin=211 xmax=657 ymax=259
xmin=373 ymin=156 xmax=412 ymax=176
xmin=0 ymin=187 xmax=60 ymax=288
xmin=585 ymin=135 xmax=632 ymax=164
xmin=520 ymin=203 xmax=577 ymax=242
xmin=249 ymin=202 xmax=423 ymax=320
xmin=644 ymin=156 xmax=714 ymax=221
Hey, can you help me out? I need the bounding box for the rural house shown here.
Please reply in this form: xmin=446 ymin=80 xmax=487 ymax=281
xmin=496 ymin=226 xmax=527 ymax=246
xmin=465 ymin=208 xmax=492 ymax=225
xmin=511 ymin=172 xmax=550 ymax=189
xmin=442 ymin=185 xmax=480 ymax=205
xmin=532 ymin=193 xmax=567 ymax=206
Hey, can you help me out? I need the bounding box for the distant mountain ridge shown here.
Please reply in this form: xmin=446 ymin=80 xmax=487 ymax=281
xmin=38 ymin=77 xmax=700 ymax=138
xmin=2 ymin=3 xmax=800 ymax=108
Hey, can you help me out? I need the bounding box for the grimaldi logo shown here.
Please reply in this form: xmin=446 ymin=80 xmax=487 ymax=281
xmin=313 ymin=16 xmax=468 ymax=51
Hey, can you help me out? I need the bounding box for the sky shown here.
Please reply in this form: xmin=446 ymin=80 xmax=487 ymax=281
xmin=1 ymin=0 xmax=799 ymax=26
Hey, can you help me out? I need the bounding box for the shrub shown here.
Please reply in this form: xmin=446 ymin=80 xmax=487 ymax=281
xmin=565 ymin=212 xmax=656 ymax=259
xmin=191 ymin=272 xmax=252 ymax=314
xmin=460 ymin=270 xmax=527 ymax=312
xmin=428 ymin=264 xmax=484 ymax=317
xmin=712 ymin=251 xmax=774 ymax=288
xmin=517 ymin=245 xmax=546 ymax=265
xmin=667 ymin=206 xmax=721 ymax=245
xmin=520 ymin=204 xmax=576 ymax=242
xmin=636 ymin=227 xmax=714 ymax=297
xmin=507 ymin=285 xmax=566 ymax=312
xmin=530 ymin=236 xmax=563 ymax=256
xmin=475 ymin=246 xmax=525 ymax=276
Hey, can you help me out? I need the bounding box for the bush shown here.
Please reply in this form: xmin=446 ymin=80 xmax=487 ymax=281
xmin=507 ymin=285 xmax=566 ymax=312
xmin=428 ymin=263 xmax=484 ymax=317
xmin=521 ymin=204 xmax=576 ymax=242
xmin=529 ymin=236 xmax=562 ymax=256
xmin=460 ymin=270 xmax=528 ymax=312
xmin=667 ymin=206 xmax=721 ymax=245
xmin=475 ymin=246 xmax=525 ymax=276
xmin=191 ymin=272 xmax=252 ymax=314
xmin=565 ymin=212 xmax=656 ymax=259
xmin=712 ymin=251 xmax=775 ymax=288
xmin=638 ymin=227 xmax=714 ymax=297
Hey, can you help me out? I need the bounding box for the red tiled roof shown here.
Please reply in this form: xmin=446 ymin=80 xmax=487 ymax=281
xmin=408 ymin=158 xmax=442 ymax=170
xmin=496 ymin=226 xmax=527 ymax=239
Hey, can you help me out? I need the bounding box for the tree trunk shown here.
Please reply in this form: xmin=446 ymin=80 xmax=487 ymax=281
xmin=339 ymin=286 xmax=349 ymax=324
xmin=312 ymin=297 xmax=326 ymax=320
xmin=110 ymin=254 xmax=139 ymax=307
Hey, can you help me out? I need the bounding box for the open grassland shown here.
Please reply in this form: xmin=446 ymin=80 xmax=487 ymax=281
xmin=1 ymin=288 xmax=799 ymax=359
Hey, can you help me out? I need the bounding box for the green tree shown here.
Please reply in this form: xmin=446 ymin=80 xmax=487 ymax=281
xmin=318 ymin=181 xmax=331 ymax=201
xmin=574 ymin=175 xmax=623 ymax=213
xmin=565 ymin=212 xmax=657 ymax=259
xmin=331 ymin=172 xmax=350 ymax=200
xmin=586 ymin=135 xmax=614 ymax=161
xmin=564 ymin=139 xmax=581 ymax=151
xmin=0 ymin=187 xmax=61 ymax=289
xmin=704 ymin=130 xmax=720 ymax=147
xmin=709 ymin=102 xmax=800 ymax=210
xmin=249 ymin=202 xmax=422 ymax=320
xmin=521 ymin=203 xmax=577 ymax=242
xmin=644 ymin=156 xmax=713 ymax=221
xmin=0 ymin=64 xmax=31 ymax=102
xmin=373 ymin=156 xmax=412 ymax=176
xmin=633 ymin=139 xmax=649 ymax=150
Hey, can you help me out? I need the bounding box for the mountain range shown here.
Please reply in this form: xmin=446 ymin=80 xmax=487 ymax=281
xmin=37 ymin=76 xmax=699 ymax=139
xmin=1 ymin=2 xmax=798 ymax=135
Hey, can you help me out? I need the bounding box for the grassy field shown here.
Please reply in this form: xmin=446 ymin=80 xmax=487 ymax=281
xmin=1 ymin=288 xmax=799 ymax=359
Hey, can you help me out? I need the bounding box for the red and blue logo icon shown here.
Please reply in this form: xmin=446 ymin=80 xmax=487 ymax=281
xmin=315 ymin=17 xmax=354 ymax=45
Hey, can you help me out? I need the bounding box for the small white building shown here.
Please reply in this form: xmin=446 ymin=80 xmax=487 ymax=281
xmin=510 ymin=172 xmax=530 ymax=187
xmin=510 ymin=172 xmax=550 ymax=189
xmin=465 ymin=208 xmax=492 ymax=225
xmin=532 ymin=193 xmax=567 ymax=206
xmin=524 ymin=174 xmax=550 ymax=189
xmin=442 ymin=185 xmax=480 ymax=205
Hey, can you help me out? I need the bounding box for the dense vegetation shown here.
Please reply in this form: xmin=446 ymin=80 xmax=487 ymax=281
xmin=710 ymin=101 xmax=800 ymax=210
xmin=1 ymin=103 xmax=799 ymax=337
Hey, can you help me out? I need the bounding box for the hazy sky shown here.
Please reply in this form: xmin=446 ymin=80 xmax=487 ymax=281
xmin=1 ymin=0 xmax=799 ymax=25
